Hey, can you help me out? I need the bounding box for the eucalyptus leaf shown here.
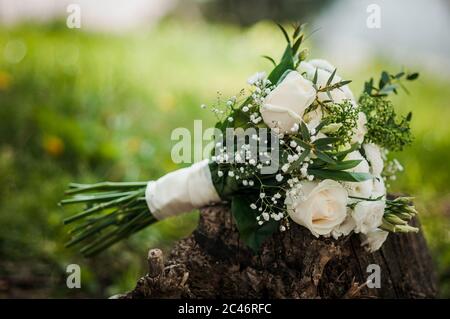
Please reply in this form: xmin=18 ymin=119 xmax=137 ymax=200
xmin=314 ymin=150 xmax=336 ymax=164
xmin=325 ymin=159 xmax=362 ymax=171
xmin=308 ymin=168 xmax=372 ymax=182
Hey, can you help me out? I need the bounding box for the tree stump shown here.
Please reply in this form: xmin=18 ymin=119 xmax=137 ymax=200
xmin=122 ymin=204 xmax=438 ymax=299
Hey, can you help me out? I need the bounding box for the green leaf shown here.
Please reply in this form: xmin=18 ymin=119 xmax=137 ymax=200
xmin=364 ymin=77 xmax=374 ymax=95
xmin=312 ymin=68 xmax=318 ymax=85
xmin=276 ymin=23 xmax=291 ymax=45
xmin=378 ymin=84 xmax=397 ymax=95
xmin=209 ymin=162 xmax=240 ymax=200
xmin=379 ymin=71 xmax=390 ymax=88
xmin=293 ymin=23 xmax=301 ymax=38
xmin=327 ymin=68 xmax=337 ymax=86
xmin=313 ymin=137 xmax=341 ymax=147
xmin=267 ymin=46 xmax=294 ymax=84
xmin=231 ymin=195 xmax=278 ymax=252
xmin=394 ymin=71 xmax=405 ymax=79
xmin=308 ymin=168 xmax=372 ymax=182
xmin=332 ymin=143 xmax=360 ymax=160
xmin=314 ymin=150 xmax=336 ymax=164
xmin=292 ymin=137 xmax=311 ymax=150
xmin=262 ymin=55 xmax=276 ymax=67
xmin=406 ymin=72 xmax=419 ymax=81
xmin=288 ymin=148 xmax=311 ymax=172
xmin=325 ymin=159 xmax=362 ymax=171
xmin=292 ymin=34 xmax=303 ymax=54
xmin=299 ymin=121 xmax=310 ymax=141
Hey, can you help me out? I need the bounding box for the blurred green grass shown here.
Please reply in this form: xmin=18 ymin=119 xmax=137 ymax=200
xmin=0 ymin=20 xmax=449 ymax=297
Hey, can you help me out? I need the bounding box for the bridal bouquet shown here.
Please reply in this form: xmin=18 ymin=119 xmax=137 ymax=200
xmin=61 ymin=24 xmax=420 ymax=256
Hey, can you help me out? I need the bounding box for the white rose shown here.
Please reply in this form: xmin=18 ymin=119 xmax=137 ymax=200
xmin=343 ymin=151 xmax=373 ymax=199
xmin=360 ymin=229 xmax=389 ymax=253
xmin=309 ymin=59 xmax=335 ymax=73
xmin=372 ymin=176 xmax=386 ymax=198
xmin=261 ymin=71 xmax=316 ymax=133
xmin=299 ymin=60 xmax=354 ymax=103
xmin=331 ymin=210 xmax=356 ymax=240
xmin=350 ymin=112 xmax=368 ymax=144
xmin=303 ymin=107 xmax=323 ymax=131
xmin=363 ymin=143 xmax=384 ymax=176
xmin=351 ymin=200 xmax=385 ymax=234
xmin=285 ymin=179 xmax=348 ymax=237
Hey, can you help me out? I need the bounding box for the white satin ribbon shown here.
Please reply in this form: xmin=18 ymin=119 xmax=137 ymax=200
xmin=145 ymin=159 xmax=221 ymax=220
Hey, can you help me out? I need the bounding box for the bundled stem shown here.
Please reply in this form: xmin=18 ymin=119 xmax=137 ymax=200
xmin=60 ymin=182 xmax=153 ymax=256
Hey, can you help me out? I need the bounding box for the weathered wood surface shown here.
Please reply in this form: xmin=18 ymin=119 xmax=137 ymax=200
xmin=122 ymin=205 xmax=437 ymax=299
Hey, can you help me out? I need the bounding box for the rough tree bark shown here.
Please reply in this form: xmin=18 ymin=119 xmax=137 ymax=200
xmin=120 ymin=204 xmax=438 ymax=299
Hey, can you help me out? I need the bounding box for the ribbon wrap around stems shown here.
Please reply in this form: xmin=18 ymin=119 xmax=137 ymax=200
xmin=145 ymin=159 xmax=221 ymax=220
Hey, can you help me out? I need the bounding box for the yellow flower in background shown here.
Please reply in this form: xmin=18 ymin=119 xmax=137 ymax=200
xmin=127 ymin=137 xmax=141 ymax=154
xmin=42 ymin=135 xmax=64 ymax=157
xmin=0 ymin=71 xmax=12 ymax=91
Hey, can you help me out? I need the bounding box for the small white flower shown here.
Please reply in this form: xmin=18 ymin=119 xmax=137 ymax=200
xmin=228 ymin=171 xmax=235 ymax=177
xmin=217 ymin=171 xmax=224 ymax=177
xmin=242 ymin=106 xmax=249 ymax=112
xmin=300 ymin=166 xmax=308 ymax=177
xmin=281 ymin=164 xmax=290 ymax=172
xmin=280 ymin=225 xmax=286 ymax=232
xmin=290 ymin=141 xmax=297 ymax=148
xmin=287 ymin=155 xmax=294 ymax=163
xmin=247 ymin=71 xmax=266 ymax=85
xmin=290 ymin=123 xmax=300 ymax=132
xmin=242 ymin=180 xmax=248 ymax=186
xmin=249 ymin=180 xmax=255 ymax=186
xmin=262 ymin=212 xmax=270 ymax=221
xmin=260 ymin=193 xmax=265 ymax=199
xmin=275 ymin=174 xmax=283 ymax=182
xmin=250 ymin=203 xmax=257 ymax=210
xmin=228 ymin=117 xmax=234 ymax=122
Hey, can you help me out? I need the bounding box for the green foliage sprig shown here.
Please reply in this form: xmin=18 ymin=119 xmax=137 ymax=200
xmin=320 ymin=100 xmax=360 ymax=145
xmin=364 ymin=70 xmax=419 ymax=97
xmin=359 ymin=93 xmax=413 ymax=151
